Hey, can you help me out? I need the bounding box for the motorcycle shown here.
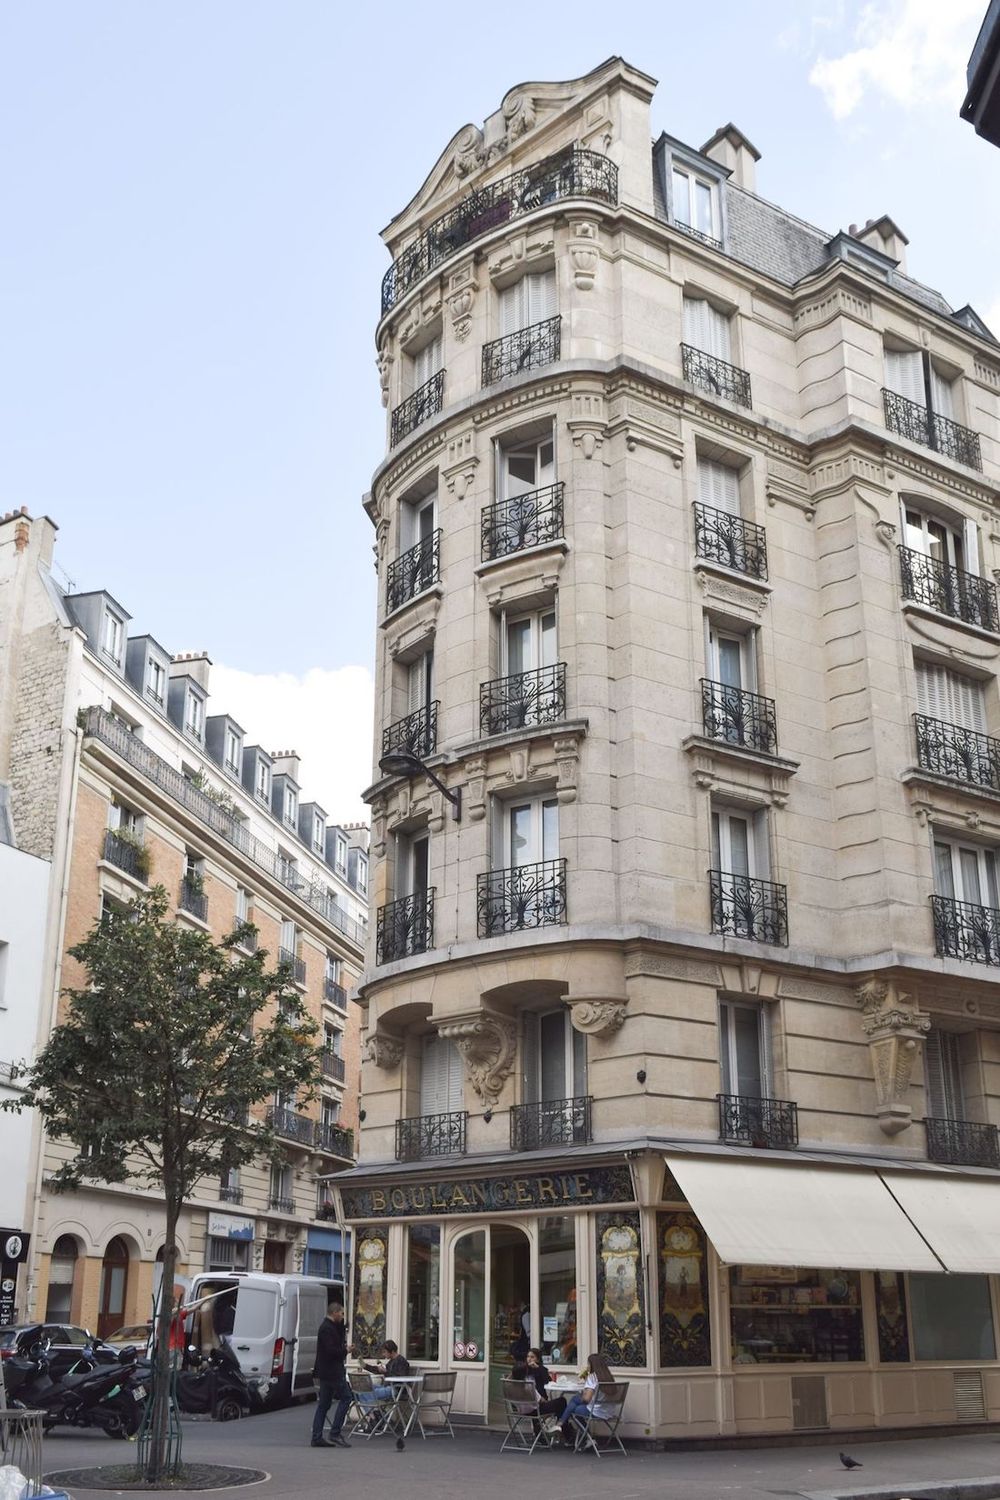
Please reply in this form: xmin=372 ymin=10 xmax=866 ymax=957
xmin=8 ymin=1339 xmax=148 ymax=1438
xmin=177 ymin=1341 xmax=259 ymax=1421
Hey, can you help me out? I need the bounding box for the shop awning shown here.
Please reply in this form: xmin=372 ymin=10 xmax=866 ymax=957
xmin=665 ymin=1155 xmax=943 ymax=1271
xmin=881 ymin=1171 xmax=1000 ymax=1274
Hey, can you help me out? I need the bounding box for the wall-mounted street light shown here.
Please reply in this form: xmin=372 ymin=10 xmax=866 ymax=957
xmin=378 ymin=751 xmax=462 ymax=822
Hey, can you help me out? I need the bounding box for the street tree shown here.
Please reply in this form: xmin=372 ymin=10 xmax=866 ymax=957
xmin=3 ymin=887 xmax=320 ymax=1479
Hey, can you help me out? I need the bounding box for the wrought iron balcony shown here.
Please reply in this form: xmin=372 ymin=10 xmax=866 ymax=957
xmin=709 ymin=869 xmax=788 ymax=946
xmin=386 ymin=530 xmax=441 ymax=614
xmin=233 ymin=923 xmax=258 ymax=952
xmin=268 ymin=1194 xmax=296 ymax=1214
xmin=510 ymin=1095 xmax=592 ymax=1152
xmin=693 ymin=502 xmax=768 ymax=580
xmin=681 ymin=343 xmax=752 ymax=408
xmin=882 ymin=388 xmax=982 ymax=471
xmin=478 ymin=857 xmax=567 ymax=937
xmin=898 ymin=545 xmax=998 ymax=631
xmin=103 ymin=828 xmax=148 ymax=881
xmin=219 ymin=1184 xmax=243 ymax=1205
xmin=390 ymin=369 xmax=444 ymax=446
xmin=279 ymin=947 xmax=307 ymax=986
xmin=480 ymin=662 xmax=566 ymax=737
xmin=914 ymin=713 xmax=1000 ymax=792
xmin=324 ymin=977 xmax=347 ymax=1008
xmin=482 ymin=315 xmax=561 ymax=386
xmin=179 ymin=877 xmax=207 ymax=921
xmin=316 ymin=1199 xmax=337 ymax=1221
xmin=316 ymin=1122 xmax=354 ymax=1159
xmin=481 ymin=482 xmax=564 ymax=562
xmin=376 ymin=889 xmax=435 ymax=964
xmin=266 ymin=1106 xmax=316 ymax=1147
xmin=674 ymin=221 xmax=723 ymax=252
xmin=396 ymin=1110 xmax=467 ymax=1161
xmin=925 ymin=1115 xmax=1000 ymax=1168
xmin=382 ymin=701 xmax=438 ymax=760
xmin=321 ymin=1049 xmax=346 ymax=1082
xmin=701 ymin=679 xmax=777 ymax=754
xmin=931 ymin=893 xmax=1000 ymax=966
xmin=718 ymin=1092 xmax=799 ymax=1148
xmin=380 ymin=148 xmax=618 ymax=314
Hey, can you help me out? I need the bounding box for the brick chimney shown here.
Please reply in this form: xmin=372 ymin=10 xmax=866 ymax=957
xmin=701 ymin=123 xmax=761 ymax=192
xmin=270 ymin=750 xmax=301 ymax=782
xmin=170 ymin=650 xmax=212 ymax=691
xmin=851 ymin=215 xmax=908 ymax=272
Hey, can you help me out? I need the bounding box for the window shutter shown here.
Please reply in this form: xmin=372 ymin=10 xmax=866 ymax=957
xmin=683 ymin=297 xmax=709 ymax=350
xmin=885 ymin=349 xmax=924 ymax=405
xmin=962 ymin=517 xmax=980 ymax=576
xmin=915 ymin=663 xmax=985 ymax=731
xmin=705 ymin=302 xmax=732 ymax=361
xmin=500 ymin=281 xmax=525 ymax=336
xmin=924 ymin=1030 xmax=964 ymax=1120
xmin=420 ymin=1035 xmax=463 ymax=1116
xmin=760 ymin=1004 xmax=774 ymax=1096
xmin=523 ymin=1013 xmax=540 ymax=1104
xmin=930 ymin=366 xmax=955 ymax=419
xmin=698 ymin=457 xmax=740 ymax=516
xmin=525 ymin=270 xmax=556 ymax=324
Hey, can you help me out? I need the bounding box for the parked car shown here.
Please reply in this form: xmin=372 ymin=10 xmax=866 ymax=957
xmin=102 ymin=1322 xmax=153 ymax=1354
xmin=0 ymin=1323 xmax=94 ymax=1381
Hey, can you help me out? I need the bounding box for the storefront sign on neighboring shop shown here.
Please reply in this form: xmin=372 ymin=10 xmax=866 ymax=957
xmin=340 ymin=1163 xmax=634 ymax=1220
xmin=206 ymin=1213 xmax=254 ymax=1241
xmin=0 ymin=1228 xmax=30 ymax=1324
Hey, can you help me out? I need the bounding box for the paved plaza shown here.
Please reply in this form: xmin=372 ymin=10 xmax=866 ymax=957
xmin=38 ymin=1406 xmax=1000 ymax=1500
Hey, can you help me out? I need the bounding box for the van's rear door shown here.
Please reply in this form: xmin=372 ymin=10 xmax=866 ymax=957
xmin=293 ymin=1282 xmax=330 ymax=1391
xmin=231 ymin=1283 xmax=279 ymax=1383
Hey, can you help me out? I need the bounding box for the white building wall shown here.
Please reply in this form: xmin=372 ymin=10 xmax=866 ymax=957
xmin=0 ymin=840 xmax=51 ymax=1235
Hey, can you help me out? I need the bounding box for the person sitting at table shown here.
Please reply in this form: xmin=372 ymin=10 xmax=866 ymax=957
xmin=357 ymin=1340 xmax=411 ymax=1411
xmin=559 ymin=1352 xmax=614 ymax=1447
xmin=525 ymin=1347 xmax=566 ymax=1423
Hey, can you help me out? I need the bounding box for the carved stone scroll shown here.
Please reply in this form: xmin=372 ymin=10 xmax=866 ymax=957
xmin=855 ymin=978 xmax=930 ymax=1135
xmin=437 ymin=1009 xmax=518 ymax=1104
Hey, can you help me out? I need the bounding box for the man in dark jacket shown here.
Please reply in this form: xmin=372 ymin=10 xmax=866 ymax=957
xmin=310 ymin=1302 xmax=353 ymax=1448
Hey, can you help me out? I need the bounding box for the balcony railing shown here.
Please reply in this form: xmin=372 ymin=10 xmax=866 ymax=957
xmin=268 ymin=1194 xmax=296 ymax=1214
xmin=81 ymin=708 xmax=366 ymax=947
xmin=925 ymin=1116 xmax=1000 ymax=1168
xmin=103 ymin=828 xmax=148 ymax=881
xmin=316 ymin=1200 xmax=337 ymax=1221
xmin=324 ymin=977 xmax=347 ymax=1008
xmin=674 ymin=220 xmax=723 ymax=252
xmin=931 ymin=893 xmax=1000 ymax=966
xmin=396 ymin=1110 xmax=467 ymax=1161
xmin=316 ymin=1122 xmax=354 ymax=1159
xmin=898 ymin=545 xmax=999 ymax=631
xmin=681 ymin=343 xmax=752 ymax=408
xmin=510 ymin=1095 xmax=592 ymax=1153
xmin=279 ymin=947 xmax=307 ymax=986
xmin=882 ymin=388 xmax=982 ymax=471
xmin=376 ymin=889 xmax=435 ymax=964
xmin=380 ymin=148 xmax=618 ymax=314
xmin=480 ymin=662 xmax=566 ymax=737
xmin=266 ymin=1107 xmax=316 ymax=1147
xmin=718 ymin=1093 xmax=799 ymax=1148
xmin=386 ymin=530 xmax=441 ymax=614
xmin=913 ymin=713 xmax=1000 ymax=792
xmin=701 ymin=679 xmax=777 ymax=754
xmin=693 ymin=502 xmax=768 ymax=581
xmin=481 ymin=482 xmax=564 ymax=562
xmin=219 ymin=1185 xmax=243 ymax=1205
xmin=382 ymin=701 xmax=438 ymax=760
xmin=179 ymin=877 xmax=208 ymax=921
xmin=390 ymin=369 xmax=445 ymax=446
xmin=321 ymin=1049 xmax=346 ymax=1082
xmin=482 ymin=315 xmax=561 ymax=386
xmin=478 ymin=857 xmax=567 ymax=937
xmin=233 ymin=924 xmax=258 ymax=952
xmin=709 ymin=869 xmax=788 ymax=946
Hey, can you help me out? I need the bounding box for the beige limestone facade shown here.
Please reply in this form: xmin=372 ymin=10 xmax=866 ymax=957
xmin=0 ymin=511 xmax=367 ymax=1338
xmin=335 ymin=58 xmax=1000 ymax=1441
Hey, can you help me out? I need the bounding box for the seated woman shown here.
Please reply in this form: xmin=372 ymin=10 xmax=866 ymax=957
xmin=559 ymin=1352 xmax=615 ymax=1447
xmin=525 ymin=1348 xmax=566 ymax=1424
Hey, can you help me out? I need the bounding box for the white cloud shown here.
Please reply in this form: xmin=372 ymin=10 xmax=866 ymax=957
xmin=211 ymin=662 xmax=374 ymax=825
xmin=809 ymin=0 xmax=983 ymax=119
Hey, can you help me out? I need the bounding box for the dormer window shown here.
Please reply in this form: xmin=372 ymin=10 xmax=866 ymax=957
xmin=102 ymin=610 xmax=124 ymax=665
xmin=356 ymin=855 xmax=368 ymax=895
xmin=256 ymin=760 xmax=270 ymax=803
xmin=146 ymin=657 xmax=166 ymax=706
xmin=185 ymin=692 xmax=204 ymax=740
xmin=335 ymin=835 xmax=348 ymax=875
xmin=313 ymin=813 xmax=325 ymax=854
xmin=672 ymin=165 xmax=720 ymax=247
xmin=225 ymin=727 xmax=242 ymax=776
xmin=283 ymin=784 xmax=298 ymax=826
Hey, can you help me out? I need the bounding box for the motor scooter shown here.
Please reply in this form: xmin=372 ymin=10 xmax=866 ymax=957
xmin=177 ymin=1341 xmax=258 ymax=1421
xmin=9 ymin=1342 xmax=148 ymax=1438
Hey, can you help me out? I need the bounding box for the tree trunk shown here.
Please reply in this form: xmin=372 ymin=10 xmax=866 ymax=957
xmin=145 ymin=1199 xmax=181 ymax=1481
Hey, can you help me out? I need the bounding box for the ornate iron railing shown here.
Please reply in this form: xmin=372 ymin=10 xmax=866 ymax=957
xmin=482 ymin=315 xmax=561 ymax=386
xmin=324 ymin=977 xmax=347 ymax=1007
xmin=266 ymin=1107 xmax=315 ymax=1146
xmin=396 ymin=1110 xmax=467 ymax=1161
xmin=376 ymin=889 xmax=435 ymax=964
xmin=914 ymin=713 xmax=1000 ymax=791
xmin=931 ymin=893 xmax=1000 ymax=966
xmin=82 ymin=708 xmax=366 ymax=947
xmin=481 ymin=482 xmax=564 ymax=561
xmin=681 ymin=343 xmax=752 ymax=408
xmin=382 ymin=701 xmax=438 ymax=759
xmin=925 ymin=1116 xmax=1000 ymax=1168
xmin=380 ymin=148 xmax=618 ymax=314
xmin=882 ymin=388 xmax=982 ymax=471
xmin=220 ymin=1184 xmax=244 ymax=1205
xmin=316 ymin=1199 xmax=337 ymax=1221
xmin=510 ymin=1095 xmax=592 ymax=1152
xmin=103 ymin=828 xmax=147 ymax=881
xmin=234 ymin=924 xmax=258 ymax=952
xmin=674 ymin=221 xmax=723 ymax=252
xmin=321 ymin=1049 xmax=346 ymax=1082
xmin=386 ymin=530 xmax=441 ymax=614
xmin=701 ymin=679 xmax=777 ymax=754
xmin=693 ymin=502 xmax=768 ymax=580
xmin=268 ymin=1194 xmax=296 ymax=1214
xmin=718 ymin=1092 xmax=799 ymax=1148
xmin=709 ymin=869 xmax=788 ymax=945
xmin=279 ymin=946 xmax=307 ymax=985
xmin=179 ymin=877 xmax=208 ymax=921
xmin=390 ymin=369 xmax=445 ymax=446
xmin=480 ymin=662 xmax=566 ymax=737
xmin=478 ymin=858 xmax=567 ymax=936
xmin=898 ymin=545 xmax=999 ymax=631
xmin=316 ymin=1121 xmax=354 ymax=1159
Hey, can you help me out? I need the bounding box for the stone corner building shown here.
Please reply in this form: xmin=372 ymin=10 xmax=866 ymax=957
xmin=334 ymin=55 xmax=1000 ymax=1438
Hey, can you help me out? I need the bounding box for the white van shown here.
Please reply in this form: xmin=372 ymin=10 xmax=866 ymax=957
xmin=184 ymin=1272 xmax=346 ymax=1406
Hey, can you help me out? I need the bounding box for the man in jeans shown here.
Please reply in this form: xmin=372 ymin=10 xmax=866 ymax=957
xmin=310 ymin=1302 xmax=353 ymax=1448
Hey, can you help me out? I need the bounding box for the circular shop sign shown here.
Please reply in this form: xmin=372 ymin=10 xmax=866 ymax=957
xmin=453 ymin=1341 xmax=466 ymax=1359
xmin=3 ymin=1235 xmax=23 ymax=1262
xmin=465 ymin=1342 xmax=478 ymax=1359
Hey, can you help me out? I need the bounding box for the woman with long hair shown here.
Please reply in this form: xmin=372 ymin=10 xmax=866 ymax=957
xmin=558 ymin=1351 xmax=614 ymax=1447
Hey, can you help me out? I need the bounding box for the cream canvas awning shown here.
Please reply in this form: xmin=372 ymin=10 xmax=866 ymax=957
xmin=665 ymin=1155 xmax=943 ymax=1272
xmin=881 ymin=1171 xmax=1000 ymax=1274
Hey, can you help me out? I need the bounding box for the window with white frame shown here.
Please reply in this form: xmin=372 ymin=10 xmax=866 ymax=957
xmin=934 ymin=836 xmax=999 ymax=910
xmin=110 ymin=799 xmax=142 ymax=838
xmin=400 ymin=491 xmax=436 ymax=556
xmin=325 ymin=952 xmax=342 ymax=985
xmin=502 ymin=606 xmax=557 ymax=678
xmin=102 ymin=609 xmax=124 ymax=664
xmin=335 ymin=834 xmax=348 ymax=874
xmin=406 ymin=649 xmax=434 ymax=718
xmin=269 ymin=1162 xmax=292 ymax=1205
xmin=279 ymin=918 xmax=297 ymax=958
xmin=420 ymin=1032 xmax=464 ymax=1116
xmin=672 ymin=165 xmax=719 ymax=243
xmin=706 ymin=619 xmax=756 ymax=695
xmin=719 ymin=998 xmax=770 ymax=1098
xmin=356 ymin=854 xmax=368 ymax=895
xmin=409 ymin=332 xmax=442 ymax=393
xmin=312 ymin=812 xmax=325 ymax=854
xmin=523 ymin=1008 xmax=586 ymax=1104
xmin=399 ymin=830 xmax=429 ymax=897
xmin=915 ymin=661 xmax=986 ymax=731
xmin=255 ymin=759 xmax=271 ymax=803
xmin=499 ymin=270 xmax=556 ymax=335
xmin=235 ymin=886 xmax=252 ymax=924
xmin=282 ymin=784 xmax=297 ymax=826
xmin=711 ymin=805 xmax=769 ymax=880
xmin=185 ymin=692 xmax=204 ymax=740
xmin=146 ymin=657 xmax=166 ymax=705
xmin=924 ymin=1027 xmax=966 ymax=1121
xmin=225 ymin=727 xmax=242 ymax=775
xmin=885 ymin=346 xmax=958 ymax=418
xmin=683 ymin=296 xmax=732 ymax=361
xmin=902 ymin=503 xmax=978 ymax=574
xmin=698 ymin=455 xmax=741 ymax=517
xmin=497 ymin=430 xmax=555 ymax=500
xmin=500 ymin=795 xmax=559 ymax=869
xmin=321 ymin=1096 xmax=341 ymax=1129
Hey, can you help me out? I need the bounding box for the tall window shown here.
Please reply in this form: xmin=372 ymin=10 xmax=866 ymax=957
xmin=255 ymin=759 xmax=271 ymax=803
xmin=523 ymin=1009 xmax=585 ymax=1104
xmin=672 ymin=166 xmax=718 ymax=241
xmin=356 ymin=855 xmax=368 ymax=895
xmin=915 ymin=662 xmax=985 ymax=731
xmin=283 ymin=784 xmax=297 ymax=826
xmin=185 ymin=692 xmax=204 ymax=740
xmin=712 ymin=806 xmax=768 ymax=880
xmin=885 ymin=347 xmax=957 ymax=417
xmin=934 ymin=836 xmax=999 ymax=909
xmin=400 ymin=492 xmax=436 ymax=555
xmin=225 ymin=727 xmax=242 ymax=774
xmin=698 ymin=456 xmax=741 ymax=517
xmin=498 ymin=432 xmax=554 ymax=499
xmin=683 ymin=296 xmax=731 ymax=360
xmin=420 ymin=1033 xmax=463 ymax=1117
xmin=279 ymin=918 xmax=297 ymax=955
xmin=500 ymin=270 xmax=556 ymax=335
xmin=407 ymin=649 xmax=434 ymax=717
xmin=336 ymin=834 xmax=349 ymax=874
xmin=399 ymin=830 xmax=429 ymax=896
xmin=312 ymin=813 xmax=325 ymax=853
xmin=502 ymin=607 xmax=556 ymax=677
xmin=719 ymin=999 xmax=769 ymax=1098
xmin=924 ymin=1028 xmax=965 ymax=1121
xmin=410 ymin=333 xmax=442 ymax=391
xmin=501 ymin=797 xmax=559 ymax=869
xmin=903 ymin=506 xmax=974 ymax=572
xmin=146 ymin=657 xmax=166 ymax=705
xmin=707 ymin=620 xmax=755 ymax=694
xmin=406 ymin=1225 xmax=441 ymax=1361
xmin=102 ymin=610 xmax=124 ymax=664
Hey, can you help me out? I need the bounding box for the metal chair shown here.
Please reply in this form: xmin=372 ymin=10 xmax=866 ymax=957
xmin=346 ymin=1370 xmax=393 ymax=1439
xmin=500 ymin=1379 xmax=555 ymax=1453
xmin=569 ymin=1381 xmax=629 ymax=1457
xmin=415 ymin=1370 xmax=457 ymax=1437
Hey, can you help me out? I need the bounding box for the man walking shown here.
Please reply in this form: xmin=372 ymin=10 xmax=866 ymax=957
xmin=310 ymin=1301 xmax=353 ymax=1448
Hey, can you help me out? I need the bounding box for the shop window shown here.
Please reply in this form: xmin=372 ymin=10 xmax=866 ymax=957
xmin=206 ymin=1238 xmax=250 ymax=1272
xmin=306 ymin=1249 xmax=332 ymax=1279
xmin=908 ymin=1272 xmax=996 ymax=1360
xmin=729 ymin=1266 xmax=865 ymax=1364
xmin=538 ymin=1216 xmax=577 ymax=1366
xmin=452 ymin=1229 xmax=485 ymax=1363
xmin=45 ymin=1235 xmax=79 ymax=1322
xmin=406 ymin=1224 xmax=441 ymax=1362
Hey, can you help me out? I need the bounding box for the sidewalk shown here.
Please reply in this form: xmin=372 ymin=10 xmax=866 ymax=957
xmin=41 ymin=1405 xmax=1000 ymax=1500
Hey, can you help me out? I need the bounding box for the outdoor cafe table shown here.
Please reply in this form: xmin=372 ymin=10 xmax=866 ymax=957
xmin=385 ymin=1374 xmax=425 ymax=1439
xmin=545 ymin=1380 xmax=584 ymax=1396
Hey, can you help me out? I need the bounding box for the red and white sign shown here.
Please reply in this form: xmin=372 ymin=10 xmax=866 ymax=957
xmin=453 ymin=1341 xmax=466 ymax=1358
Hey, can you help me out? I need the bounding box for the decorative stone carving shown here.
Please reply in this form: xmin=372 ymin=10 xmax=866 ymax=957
xmin=447 ymin=265 xmax=477 ymax=343
xmin=463 ymin=755 xmax=487 ymax=822
xmin=568 ymin=218 xmax=600 ymax=291
xmin=694 ymin=569 xmax=770 ymax=618
xmin=875 ymin=518 xmax=897 ymax=548
xmin=855 ymin=978 xmax=930 ymax=1135
xmin=443 ymin=429 xmax=478 ymax=499
xmin=437 ymin=1010 xmax=518 ymax=1104
xmin=488 ymin=229 xmax=554 ymax=284
xmin=567 ymin=389 xmax=607 ymax=459
xmin=366 ymin=1032 xmax=403 ymax=1070
xmin=569 ymin=997 xmax=627 ymax=1037
xmin=553 ymin=734 xmax=581 ymax=803
xmin=453 ymin=124 xmax=486 ymax=179
xmin=376 ymin=349 xmax=393 ymax=409
xmin=504 ymin=91 xmax=536 ymax=140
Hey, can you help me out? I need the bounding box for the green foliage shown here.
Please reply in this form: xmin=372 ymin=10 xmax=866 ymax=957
xmin=108 ymin=825 xmax=151 ymax=881
xmin=187 ymin=770 xmax=237 ymax=816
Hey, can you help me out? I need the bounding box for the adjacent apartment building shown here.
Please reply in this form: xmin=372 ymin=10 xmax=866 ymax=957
xmin=334 ymin=57 xmax=1000 ymax=1440
xmin=0 ymin=509 xmax=367 ymax=1335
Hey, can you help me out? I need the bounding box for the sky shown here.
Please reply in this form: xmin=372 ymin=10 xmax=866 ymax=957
xmin=2 ymin=0 xmax=997 ymax=820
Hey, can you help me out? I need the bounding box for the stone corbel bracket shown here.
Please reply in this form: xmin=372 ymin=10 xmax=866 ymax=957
xmin=855 ymin=978 xmax=930 ymax=1135
xmin=443 ymin=428 xmax=478 ymax=499
xmin=365 ymin=1031 xmax=404 ymax=1070
xmin=568 ymin=996 xmax=628 ymax=1038
xmin=488 ymin=228 xmax=555 ymax=285
xmin=447 ymin=264 xmax=478 ymax=344
xmin=566 ymin=388 xmax=607 ymax=460
xmin=437 ymin=1009 xmax=518 ymax=1105
xmin=567 ymin=216 xmax=601 ymax=292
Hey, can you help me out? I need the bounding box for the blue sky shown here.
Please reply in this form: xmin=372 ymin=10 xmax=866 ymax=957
xmin=2 ymin=1 xmax=996 ymax=817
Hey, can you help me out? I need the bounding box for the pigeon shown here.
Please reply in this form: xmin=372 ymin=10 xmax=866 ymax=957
xmin=396 ymin=1437 xmax=406 ymax=1452
xmin=839 ymin=1452 xmax=863 ymax=1469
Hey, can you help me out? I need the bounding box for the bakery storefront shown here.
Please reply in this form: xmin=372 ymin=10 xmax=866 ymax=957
xmin=333 ymin=1146 xmax=1000 ymax=1439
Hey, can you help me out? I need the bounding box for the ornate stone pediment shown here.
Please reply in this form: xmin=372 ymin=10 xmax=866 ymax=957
xmin=855 ymin=977 xmax=930 ymax=1135
xmin=437 ymin=1009 xmax=517 ymax=1105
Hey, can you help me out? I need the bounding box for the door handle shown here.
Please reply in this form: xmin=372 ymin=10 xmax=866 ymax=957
xmin=236 ymin=1345 xmax=250 ymax=1351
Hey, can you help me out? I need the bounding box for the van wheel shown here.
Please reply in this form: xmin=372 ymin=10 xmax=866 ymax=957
xmin=215 ymin=1397 xmax=245 ymax=1422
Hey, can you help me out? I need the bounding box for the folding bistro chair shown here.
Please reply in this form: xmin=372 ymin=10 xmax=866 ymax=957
xmin=346 ymin=1370 xmax=394 ymax=1438
xmin=569 ymin=1381 xmax=629 ymax=1457
xmin=415 ymin=1371 xmax=457 ymax=1437
xmin=500 ymin=1378 xmax=545 ymax=1453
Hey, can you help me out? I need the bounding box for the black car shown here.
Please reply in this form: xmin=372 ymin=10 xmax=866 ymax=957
xmin=0 ymin=1323 xmax=95 ymax=1380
